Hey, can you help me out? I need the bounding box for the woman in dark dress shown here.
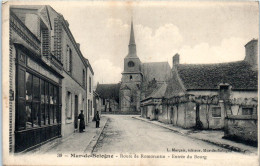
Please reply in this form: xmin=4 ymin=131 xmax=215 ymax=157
xmin=78 ymin=110 xmax=85 ymax=132
xmin=95 ymin=112 xmax=100 ymax=128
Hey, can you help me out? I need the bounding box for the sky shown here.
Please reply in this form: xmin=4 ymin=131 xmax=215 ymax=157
xmin=46 ymin=1 xmax=258 ymax=85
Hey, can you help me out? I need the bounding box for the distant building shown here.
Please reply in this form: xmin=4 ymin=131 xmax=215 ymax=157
xmin=9 ymin=5 xmax=94 ymax=153
xmin=96 ymin=83 xmax=120 ymax=113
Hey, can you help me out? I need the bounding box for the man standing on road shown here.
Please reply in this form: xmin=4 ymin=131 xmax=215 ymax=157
xmin=95 ymin=112 xmax=100 ymax=128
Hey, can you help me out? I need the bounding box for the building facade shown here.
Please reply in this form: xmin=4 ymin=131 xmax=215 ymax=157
xmin=85 ymin=58 xmax=94 ymax=123
xmin=9 ymin=5 xmax=94 ymax=153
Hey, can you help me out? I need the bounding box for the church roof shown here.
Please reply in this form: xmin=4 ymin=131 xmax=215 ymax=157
xmin=175 ymin=60 xmax=258 ymax=90
xmin=95 ymin=83 xmax=120 ymax=102
xmin=142 ymin=62 xmax=172 ymax=82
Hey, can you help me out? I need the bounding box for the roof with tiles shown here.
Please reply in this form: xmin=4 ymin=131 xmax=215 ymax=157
xmin=146 ymin=83 xmax=168 ymax=99
xmin=175 ymin=61 xmax=258 ymax=90
xmin=95 ymin=83 xmax=120 ymax=102
xmin=142 ymin=62 xmax=172 ymax=83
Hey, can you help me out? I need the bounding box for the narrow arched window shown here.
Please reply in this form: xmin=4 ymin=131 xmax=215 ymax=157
xmin=130 ymin=75 xmax=133 ymax=80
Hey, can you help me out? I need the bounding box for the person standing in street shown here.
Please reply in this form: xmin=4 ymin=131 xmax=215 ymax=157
xmin=78 ymin=110 xmax=85 ymax=132
xmin=95 ymin=112 xmax=100 ymax=128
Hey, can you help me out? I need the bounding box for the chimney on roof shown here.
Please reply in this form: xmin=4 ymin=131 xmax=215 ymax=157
xmin=77 ymin=43 xmax=80 ymax=50
xmin=244 ymin=39 xmax=258 ymax=70
xmin=172 ymin=53 xmax=180 ymax=66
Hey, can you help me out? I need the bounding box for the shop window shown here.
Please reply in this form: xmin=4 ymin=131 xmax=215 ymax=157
xmin=49 ymin=84 xmax=54 ymax=124
xmin=45 ymin=83 xmax=50 ymax=124
xmin=66 ymin=91 xmax=72 ymax=119
xmin=53 ymin=87 xmax=58 ymax=124
xmin=26 ymin=73 xmax=33 ymax=102
xmin=32 ymin=76 xmax=40 ymax=127
xmin=212 ymin=107 xmax=221 ymax=118
xmin=25 ymin=103 xmax=32 ymax=129
xmin=40 ymin=79 xmax=45 ymax=125
xmin=19 ymin=70 xmax=60 ymax=130
xmin=25 ymin=73 xmax=33 ymax=129
xmin=242 ymin=107 xmax=253 ymax=115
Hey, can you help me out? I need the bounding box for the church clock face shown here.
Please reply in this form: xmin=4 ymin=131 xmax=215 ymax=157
xmin=128 ymin=61 xmax=135 ymax=67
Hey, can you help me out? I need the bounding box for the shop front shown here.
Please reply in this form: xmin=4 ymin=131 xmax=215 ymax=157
xmin=14 ymin=44 xmax=63 ymax=153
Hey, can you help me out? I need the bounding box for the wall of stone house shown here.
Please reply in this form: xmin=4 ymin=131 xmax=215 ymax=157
xmin=141 ymin=105 xmax=148 ymax=118
xmin=146 ymin=105 xmax=155 ymax=120
xmin=172 ymin=106 xmax=178 ymax=125
xmin=61 ymin=72 xmax=87 ymax=138
xmin=230 ymin=105 xmax=258 ymax=116
xmin=167 ymin=102 xmax=225 ymax=129
xmin=207 ymin=102 xmax=225 ymax=129
xmin=224 ymin=116 xmax=257 ymax=143
xmin=158 ymin=104 xmax=168 ymax=123
xmin=184 ymin=102 xmax=196 ymax=128
xmin=174 ymin=104 xmax=186 ymax=128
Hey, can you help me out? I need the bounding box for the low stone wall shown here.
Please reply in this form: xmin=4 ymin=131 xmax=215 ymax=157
xmin=224 ymin=115 xmax=257 ymax=145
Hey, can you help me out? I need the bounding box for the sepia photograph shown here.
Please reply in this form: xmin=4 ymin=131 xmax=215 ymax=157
xmin=2 ymin=1 xmax=259 ymax=165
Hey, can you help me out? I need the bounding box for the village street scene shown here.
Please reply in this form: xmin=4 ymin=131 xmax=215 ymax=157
xmin=5 ymin=2 xmax=258 ymax=165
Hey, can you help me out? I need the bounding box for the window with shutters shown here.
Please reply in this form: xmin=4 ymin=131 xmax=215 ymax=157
xmin=66 ymin=91 xmax=72 ymax=119
xmin=41 ymin=28 xmax=50 ymax=57
xmin=83 ymin=69 xmax=85 ymax=88
xmin=89 ymin=77 xmax=91 ymax=93
xmin=67 ymin=46 xmax=72 ymax=73
xmin=212 ymin=107 xmax=221 ymax=118
xmin=242 ymin=107 xmax=253 ymax=115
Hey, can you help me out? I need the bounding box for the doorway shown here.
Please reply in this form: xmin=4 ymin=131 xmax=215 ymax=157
xmin=170 ymin=107 xmax=173 ymax=124
xmin=195 ymin=104 xmax=203 ymax=129
xmin=74 ymin=95 xmax=78 ymax=129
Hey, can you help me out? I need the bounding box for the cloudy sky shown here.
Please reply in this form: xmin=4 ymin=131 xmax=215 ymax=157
xmin=47 ymin=1 xmax=258 ymax=85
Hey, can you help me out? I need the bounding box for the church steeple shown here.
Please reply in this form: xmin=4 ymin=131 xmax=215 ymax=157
xmin=128 ymin=20 xmax=137 ymax=57
xmin=129 ymin=20 xmax=135 ymax=45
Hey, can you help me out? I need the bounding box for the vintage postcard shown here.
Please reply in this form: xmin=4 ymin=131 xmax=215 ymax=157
xmin=2 ymin=1 xmax=259 ymax=165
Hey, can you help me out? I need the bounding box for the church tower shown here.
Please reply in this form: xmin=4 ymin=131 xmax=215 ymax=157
xmin=120 ymin=20 xmax=142 ymax=112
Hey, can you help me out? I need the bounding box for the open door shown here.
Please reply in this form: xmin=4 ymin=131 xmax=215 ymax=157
xmin=195 ymin=104 xmax=203 ymax=129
